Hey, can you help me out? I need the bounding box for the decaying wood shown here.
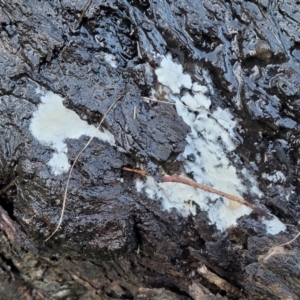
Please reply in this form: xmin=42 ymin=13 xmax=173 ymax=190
xmin=0 ymin=0 xmax=299 ymax=299
xmin=197 ymin=265 xmax=243 ymax=298
xmin=135 ymin=288 xmax=181 ymax=300
xmin=188 ymin=247 xmax=228 ymax=278
xmin=0 ymin=207 xmax=17 ymax=242
xmin=0 ymin=179 xmax=16 ymax=195
xmin=188 ymin=282 xmax=227 ymax=300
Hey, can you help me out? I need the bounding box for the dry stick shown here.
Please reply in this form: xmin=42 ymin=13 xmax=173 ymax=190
xmin=123 ymin=167 xmax=148 ymax=176
xmin=263 ymin=232 xmax=300 ymax=261
xmin=280 ymin=231 xmax=300 ymax=246
xmin=45 ymin=93 xmax=126 ymax=242
xmin=123 ymin=166 xmax=256 ymax=210
xmin=162 ymin=174 xmax=256 ymax=210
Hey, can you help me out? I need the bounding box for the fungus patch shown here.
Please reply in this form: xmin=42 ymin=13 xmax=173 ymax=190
xmin=136 ymin=54 xmax=286 ymax=234
xmin=262 ymin=171 xmax=286 ymax=183
xmin=263 ymin=216 xmax=287 ymax=235
xmin=30 ymin=89 xmax=115 ymax=175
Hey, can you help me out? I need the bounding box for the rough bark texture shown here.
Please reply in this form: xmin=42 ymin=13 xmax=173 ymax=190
xmin=0 ymin=0 xmax=300 ymax=299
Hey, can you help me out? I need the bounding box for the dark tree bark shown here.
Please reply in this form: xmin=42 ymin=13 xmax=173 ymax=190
xmin=0 ymin=0 xmax=300 ymax=299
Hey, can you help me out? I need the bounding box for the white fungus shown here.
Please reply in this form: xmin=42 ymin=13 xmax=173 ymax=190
xmin=104 ymin=53 xmax=118 ymax=68
xmin=137 ymin=54 xmax=286 ymax=234
xmin=263 ymin=216 xmax=287 ymax=235
xmin=262 ymin=171 xmax=286 ymax=183
xmin=154 ymin=54 xmax=192 ymax=94
xmin=30 ymin=89 xmax=115 ymax=175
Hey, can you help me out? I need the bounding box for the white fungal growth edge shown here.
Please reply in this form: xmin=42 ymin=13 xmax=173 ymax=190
xmin=262 ymin=171 xmax=286 ymax=183
xmin=30 ymin=89 xmax=115 ymax=175
xmin=263 ymin=216 xmax=287 ymax=235
xmin=136 ymin=54 xmax=286 ymax=234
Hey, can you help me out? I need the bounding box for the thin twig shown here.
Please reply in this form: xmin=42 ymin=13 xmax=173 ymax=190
xmin=45 ymin=93 xmax=126 ymax=242
xmin=162 ymin=174 xmax=256 ymax=210
xmin=280 ymin=231 xmax=300 ymax=247
xmin=263 ymin=246 xmax=284 ymax=261
xmin=123 ymin=167 xmax=147 ymax=176
xmin=263 ymin=231 xmax=300 ymax=261
xmin=263 ymin=232 xmax=299 ymax=261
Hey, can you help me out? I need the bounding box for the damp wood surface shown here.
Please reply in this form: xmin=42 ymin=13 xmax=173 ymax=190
xmin=0 ymin=0 xmax=300 ymax=299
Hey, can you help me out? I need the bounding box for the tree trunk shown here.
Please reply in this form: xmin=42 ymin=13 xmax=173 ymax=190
xmin=0 ymin=0 xmax=300 ymax=299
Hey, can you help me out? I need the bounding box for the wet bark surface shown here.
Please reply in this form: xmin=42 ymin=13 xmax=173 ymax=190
xmin=0 ymin=0 xmax=300 ymax=299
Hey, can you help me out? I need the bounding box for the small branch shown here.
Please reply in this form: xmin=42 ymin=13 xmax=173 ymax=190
xmin=123 ymin=167 xmax=147 ymax=176
xmin=263 ymin=231 xmax=300 ymax=261
xmin=280 ymin=231 xmax=300 ymax=247
xmin=162 ymin=174 xmax=256 ymax=210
